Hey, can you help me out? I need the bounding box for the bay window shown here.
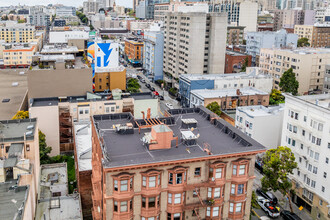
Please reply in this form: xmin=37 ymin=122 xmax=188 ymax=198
xmin=231 ymin=183 xmax=246 ymax=195
xmin=174 ymin=193 xmax=181 ymax=204
xmin=215 ymin=168 xmax=222 ymax=178
xmin=168 ymin=192 xmax=185 ymax=205
xmin=207 ymin=207 xmax=220 ymax=217
xmin=229 ymin=202 xmax=244 ymax=214
xmin=142 ymin=196 xmax=160 ymax=209
xmin=208 ymin=187 xmax=221 ymax=198
xmin=114 ymin=199 xmax=133 ymax=213
xmin=167 ymin=213 xmax=182 ymax=220
xmin=239 ymin=165 xmax=246 ymax=175
xmin=209 ymin=162 xmax=226 ymax=180
xmin=168 ymin=167 xmax=187 ymax=185
xmin=113 ymin=174 xmax=133 ymax=192
xmin=141 ymin=171 xmax=161 ymax=189
xmin=232 ymin=160 xmax=249 ymax=177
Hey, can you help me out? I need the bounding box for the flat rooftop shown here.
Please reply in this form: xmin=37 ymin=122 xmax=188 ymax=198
xmin=40 ymin=45 xmax=79 ymax=54
xmin=0 ymin=181 xmax=29 ymax=220
xmin=180 ymin=70 xmax=271 ymax=81
xmin=294 ymin=93 xmax=330 ymax=110
xmin=0 ymin=118 xmax=36 ymax=142
xmin=38 ymin=54 xmax=75 ymax=61
xmin=74 ymin=122 xmax=92 ymax=172
xmin=39 ymin=163 xmax=68 ymax=200
xmin=36 ymin=195 xmax=82 ymax=220
xmin=226 ymin=50 xmax=249 ymax=56
xmin=264 ymin=47 xmax=330 ymax=55
xmin=191 ymin=87 xmax=268 ymax=100
xmin=237 ymin=104 xmax=284 ymax=117
xmin=0 ymin=69 xmax=28 ymax=120
xmin=93 ymin=107 xmax=265 ymax=169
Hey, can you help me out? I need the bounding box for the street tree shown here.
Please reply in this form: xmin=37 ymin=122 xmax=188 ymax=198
xmin=279 ymin=68 xmax=299 ymax=95
xmin=297 ymin=37 xmax=310 ymax=47
xmin=269 ymin=89 xmax=285 ymax=105
xmin=206 ymin=102 xmax=222 ymax=116
xmin=39 ymin=130 xmax=52 ymax=164
xmin=261 ymin=146 xmax=298 ymax=212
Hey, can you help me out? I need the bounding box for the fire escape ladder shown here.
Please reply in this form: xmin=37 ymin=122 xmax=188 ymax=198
xmin=194 ymin=207 xmax=201 ymax=220
xmin=194 ymin=188 xmax=204 ymax=206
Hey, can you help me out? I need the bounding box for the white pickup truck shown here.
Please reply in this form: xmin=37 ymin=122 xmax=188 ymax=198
xmin=257 ymin=196 xmax=280 ymax=218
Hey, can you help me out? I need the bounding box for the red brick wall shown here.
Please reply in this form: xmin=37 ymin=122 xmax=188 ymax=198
xmin=225 ymin=53 xmax=252 ymax=73
xmin=78 ymin=170 xmax=93 ymax=219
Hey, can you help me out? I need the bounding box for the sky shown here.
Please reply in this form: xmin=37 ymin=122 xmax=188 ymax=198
xmin=0 ymin=0 xmax=132 ymax=8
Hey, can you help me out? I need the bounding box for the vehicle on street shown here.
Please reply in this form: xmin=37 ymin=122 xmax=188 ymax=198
xmin=256 ymin=188 xmax=278 ymax=204
xmin=141 ymin=79 xmax=146 ymax=83
xmin=281 ymin=210 xmax=302 ymax=220
xmin=260 ymin=217 xmax=271 ymax=220
xmin=165 ymin=103 xmax=174 ymax=109
xmin=150 ymin=87 xmax=155 ymax=92
xmin=146 ymin=84 xmax=151 ymax=89
xmin=257 ymin=197 xmax=280 ymax=218
xmin=153 ymin=91 xmax=159 ymax=96
xmin=159 ymin=95 xmax=164 ymax=100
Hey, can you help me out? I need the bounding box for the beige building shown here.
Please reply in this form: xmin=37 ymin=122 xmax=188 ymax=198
xmin=29 ymin=92 xmax=159 ymax=156
xmin=3 ymin=44 xmax=37 ymax=68
xmin=294 ymin=23 xmax=330 ymax=48
xmin=0 ymin=21 xmax=35 ymax=43
xmin=0 ymin=118 xmax=39 ymax=220
xmin=259 ymin=48 xmax=330 ymax=94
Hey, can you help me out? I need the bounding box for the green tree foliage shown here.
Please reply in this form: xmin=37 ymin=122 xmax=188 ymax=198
xmin=279 ymin=68 xmax=299 ymax=96
xmin=206 ymin=101 xmax=222 ymax=116
xmin=12 ymin=111 xmax=29 ymax=119
xmin=269 ymin=89 xmax=285 ymax=105
xmin=76 ymin=11 xmax=88 ymax=24
xmin=240 ymin=56 xmax=249 ymax=72
xmin=261 ymin=146 xmax=298 ymax=212
xmin=39 ymin=131 xmax=52 ymax=164
xmin=297 ymin=37 xmax=310 ymax=47
xmin=18 ymin=19 xmax=25 ymax=23
xmin=9 ymin=10 xmax=16 ymax=14
xmin=82 ymin=17 xmax=88 ymax=24
xmin=168 ymin=88 xmax=178 ymax=96
xmin=127 ymin=78 xmax=141 ymax=93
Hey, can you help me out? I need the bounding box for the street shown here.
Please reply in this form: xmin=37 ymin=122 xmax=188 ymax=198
xmin=126 ymin=66 xmax=180 ymax=114
xmin=252 ymin=169 xmax=313 ymax=220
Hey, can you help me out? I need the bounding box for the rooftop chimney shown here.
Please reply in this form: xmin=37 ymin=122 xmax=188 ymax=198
xmin=142 ymin=124 xmax=178 ymax=150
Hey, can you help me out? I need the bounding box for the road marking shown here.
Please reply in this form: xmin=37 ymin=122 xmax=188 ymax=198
xmin=252 ymin=209 xmax=261 ymax=219
xmin=158 ymin=109 xmax=164 ymax=116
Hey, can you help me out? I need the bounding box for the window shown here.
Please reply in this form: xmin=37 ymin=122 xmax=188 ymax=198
xmin=194 ymin=167 xmax=201 ymax=176
xmin=215 ymin=168 xmax=222 ymax=178
xmin=168 ymin=193 xmax=172 ymax=203
xmin=324 ymin=172 xmax=327 ymax=178
xmin=236 ymin=203 xmax=242 ymax=212
xmin=214 ymin=187 xmax=220 ymax=198
xmin=143 ymin=176 xmax=146 ymax=187
xmin=239 ymin=165 xmax=246 ymax=175
xmin=176 ymin=173 xmax=182 ymax=184
xmin=114 ymin=201 xmax=118 ymax=211
xmin=231 ymin=184 xmax=235 ymax=194
xmin=149 ymin=176 xmax=156 ymax=187
xmin=193 ymin=188 xmax=199 ymax=197
xmin=120 ymin=201 xmax=127 ymax=212
xmin=169 ymin=173 xmax=173 ymax=184
xmin=237 ymin=184 xmax=244 ymax=194
xmin=320 ymin=199 xmax=323 ymax=206
xmin=121 ymin=180 xmax=128 ymax=191
xmin=233 ymin=165 xmax=237 ymax=175
xmin=229 ymin=203 xmax=234 ymax=212
xmin=326 ymin=158 xmax=329 ymax=164
xmin=149 ymin=197 xmax=156 ymax=208
xmin=26 ymin=144 xmax=30 ymax=151
xmin=114 ymin=180 xmax=118 ymax=191
xmin=213 ymin=207 xmax=219 ymax=216
xmin=174 ymin=193 xmax=181 ymax=204
xmin=322 ymin=186 xmax=325 ymax=192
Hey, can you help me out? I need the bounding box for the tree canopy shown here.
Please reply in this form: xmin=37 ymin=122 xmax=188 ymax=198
xmin=39 ymin=130 xmax=52 ymax=164
xmin=127 ymin=78 xmax=141 ymax=93
xmin=269 ymin=89 xmax=285 ymax=105
xmin=279 ymin=68 xmax=299 ymax=96
xmin=297 ymin=37 xmax=310 ymax=47
xmin=261 ymin=146 xmax=298 ymax=212
xmin=206 ymin=101 xmax=222 ymax=116
xmin=12 ymin=111 xmax=29 ymax=119
xmin=240 ymin=56 xmax=249 ymax=72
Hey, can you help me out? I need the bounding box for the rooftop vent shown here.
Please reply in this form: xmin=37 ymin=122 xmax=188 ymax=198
xmin=113 ymin=123 xmax=134 ymax=134
xmin=180 ymin=130 xmax=199 ymax=146
xmin=12 ymin=82 xmax=19 ymax=87
xmin=2 ymin=99 xmax=10 ymax=103
xmin=181 ymin=118 xmax=197 ymax=129
xmin=25 ymin=131 xmax=33 ymax=136
xmin=19 ymin=72 xmax=25 ymax=75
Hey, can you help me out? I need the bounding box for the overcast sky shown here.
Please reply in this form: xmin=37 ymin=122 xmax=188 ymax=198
xmin=0 ymin=0 xmax=132 ymax=8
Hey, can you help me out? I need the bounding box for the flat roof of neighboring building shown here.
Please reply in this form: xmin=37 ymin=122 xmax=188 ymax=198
xmin=0 ymin=69 xmax=28 ymax=120
xmin=191 ymin=87 xmax=268 ymax=100
xmin=0 ymin=182 xmax=29 ymax=220
xmin=179 ymin=70 xmax=271 ymax=82
xmin=38 ymin=54 xmax=75 ymax=61
xmin=36 ymin=195 xmax=82 ymax=220
xmin=39 ymin=163 xmax=68 ymax=199
xmin=226 ymin=50 xmax=250 ymax=56
xmin=289 ymin=93 xmax=330 ymax=110
xmin=0 ymin=118 xmax=37 ymax=142
xmin=74 ymin=122 xmax=92 ymax=172
xmin=263 ymin=47 xmax=330 ymax=55
xmin=93 ymin=107 xmax=266 ymax=169
xmin=237 ymin=104 xmax=284 ymax=117
xmin=40 ymin=45 xmax=79 ymax=54
xmin=125 ymin=39 xmax=144 ymax=45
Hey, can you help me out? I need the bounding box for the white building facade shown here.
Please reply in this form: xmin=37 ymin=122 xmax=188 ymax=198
xmin=281 ymin=93 xmax=330 ymax=220
xmin=49 ymin=31 xmax=89 ymax=44
xmin=235 ymin=105 xmax=284 ymax=149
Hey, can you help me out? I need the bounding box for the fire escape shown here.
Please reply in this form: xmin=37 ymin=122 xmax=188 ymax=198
xmin=59 ymin=107 xmax=73 ymax=153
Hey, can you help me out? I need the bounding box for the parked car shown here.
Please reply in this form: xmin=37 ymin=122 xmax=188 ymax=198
xmin=141 ymin=79 xmax=146 ymax=83
xmin=153 ymin=91 xmax=159 ymax=96
xmin=146 ymin=84 xmax=151 ymax=89
xmin=150 ymin=87 xmax=155 ymax=92
xmin=257 ymin=197 xmax=280 ymax=218
xmin=165 ymin=103 xmax=174 ymax=109
xmin=256 ymin=188 xmax=278 ymax=205
xmin=159 ymin=95 xmax=164 ymax=100
xmin=281 ymin=210 xmax=302 ymax=220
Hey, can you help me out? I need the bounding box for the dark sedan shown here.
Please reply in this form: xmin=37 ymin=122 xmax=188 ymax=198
xmin=281 ymin=210 xmax=302 ymax=220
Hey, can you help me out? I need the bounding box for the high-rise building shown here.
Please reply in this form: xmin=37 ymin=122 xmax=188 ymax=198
xmin=56 ymin=6 xmax=76 ymax=16
xmin=90 ymin=107 xmax=266 ymax=220
xmin=246 ymin=29 xmax=298 ymax=65
xmin=29 ymin=12 xmax=50 ymax=27
xmin=238 ymin=0 xmax=258 ymax=32
xmin=163 ymin=12 xmax=227 ymax=89
xmin=273 ymin=9 xmax=311 ymax=31
xmin=281 ymin=93 xmax=330 ymax=220
xmin=259 ymin=48 xmax=330 ymax=94
xmin=136 ymin=0 xmax=155 ymax=19
xmin=0 ymin=22 xmax=35 ymax=43
xmin=83 ymin=0 xmax=100 ymax=15
xmin=294 ymin=23 xmax=330 ymax=48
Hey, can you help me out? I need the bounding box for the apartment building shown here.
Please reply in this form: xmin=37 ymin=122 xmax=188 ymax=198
xmin=235 ymin=105 xmax=284 ymax=149
xmin=294 ymin=23 xmax=330 ymax=48
xmin=273 ymin=9 xmax=305 ymax=31
xmin=0 ymin=118 xmax=39 ymax=220
xmin=190 ymin=87 xmax=269 ymax=109
xmin=29 ymin=12 xmax=51 ymax=27
xmin=136 ymin=0 xmax=155 ymax=19
xmin=124 ymin=40 xmax=144 ymax=66
xmin=281 ymin=94 xmax=330 ymax=220
xmin=143 ymin=29 xmax=164 ymax=81
xmin=179 ymin=69 xmax=273 ymax=107
xmin=227 ymin=26 xmax=244 ymax=46
xmin=238 ymin=0 xmax=258 ymax=32
xmin=56 ymin=6 xmax=76 ymax=16
xmin=83 ymin=0 xmax=100 ymax=15
xmin=94 ymin=66 xmax=127 ymax=92
xmin=163 ymin=12 xmax=227 ymax=88
xmin=246 ymin=29 xmax=298 ymax=65
xmin=90 ymin=107 xmax=266 ymax=220
xmin=323 ymin=65 xmax=330 ymax=93
xmin=3 ymin=44 xmax=36 ymax=68
xmin=259 ymin=48 xmax=330 ymax=94
xmin=0 ymin=22 xmax=35 ymax=43
xmin=49 ymin=31 xmax=89 ymax=44
xmin=29 ymin=92 xmax=158 ymax=156
xmin=225 ymin=50 xmax=252 ymax=73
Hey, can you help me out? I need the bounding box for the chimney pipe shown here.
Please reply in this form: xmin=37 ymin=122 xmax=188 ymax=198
xmin=141 ymin=111 xmax=145 ymax=120
xmin=147 ymin=108 xmax=151 ymax=119
xmin=236 ymin=89 xmax=240 ymax=96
